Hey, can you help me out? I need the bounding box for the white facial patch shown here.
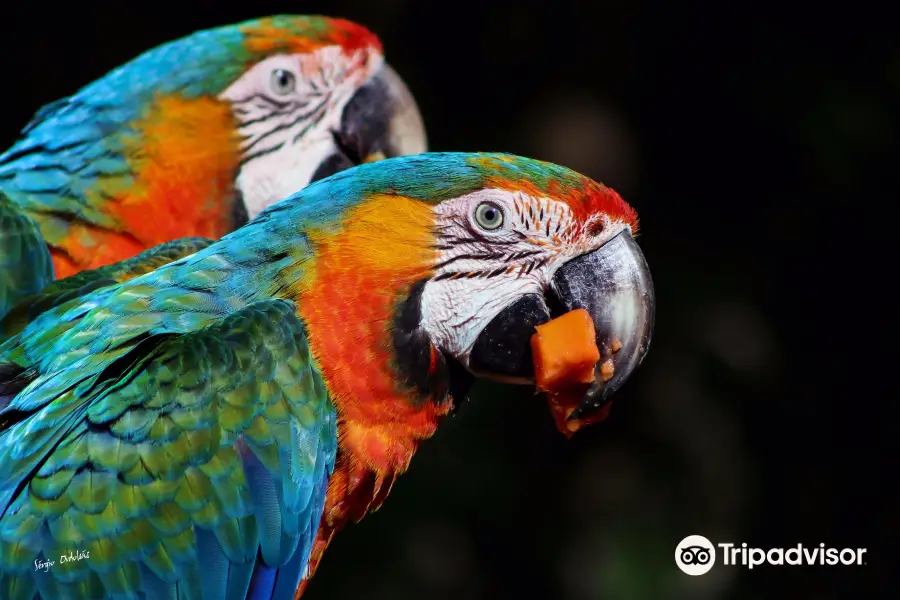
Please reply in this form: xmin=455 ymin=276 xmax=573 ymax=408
xmin=219 ymin=46 xmax=383 ymax=219
xmin=418 ymin=188 xmax=628 ymax=369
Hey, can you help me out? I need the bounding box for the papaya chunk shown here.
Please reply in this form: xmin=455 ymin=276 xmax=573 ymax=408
xmin=547 ymin=392 xmax=613 ymax=439
xmin=531 ymin=309 xmax=609 ymax=437
xmin=530 ymin=308 xmax=601 ymax=392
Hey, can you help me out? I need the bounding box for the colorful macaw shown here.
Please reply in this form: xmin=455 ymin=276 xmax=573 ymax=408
xmin=0 ymin=14 xmax=426 ymax=319
xmin=0 ymin=152 xmax=654 ymax=600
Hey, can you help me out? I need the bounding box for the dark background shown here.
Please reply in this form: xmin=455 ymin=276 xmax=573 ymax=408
xmin=3 ymin=1 xmax=891 ymax=598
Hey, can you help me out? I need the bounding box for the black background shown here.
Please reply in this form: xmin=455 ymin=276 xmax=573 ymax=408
xmin=3 ymin=1 xmax=891 ymax=598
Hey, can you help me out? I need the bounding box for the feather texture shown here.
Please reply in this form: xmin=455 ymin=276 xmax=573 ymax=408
xmin=0 ymin=192 xmax=53 ymax=320
xmin=0 ymin=237 xmax=214 ymax=341
xmin=0 ymin=300 xmax=336 ymax=599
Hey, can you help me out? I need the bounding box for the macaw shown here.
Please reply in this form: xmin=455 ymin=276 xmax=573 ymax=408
xmin=0 ymin=14 xmax=426 ymax=319
xmin=0 ymin=152 xmax=654 ymax=600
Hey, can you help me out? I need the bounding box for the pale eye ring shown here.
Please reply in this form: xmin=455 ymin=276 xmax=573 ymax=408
xmin=270 ymin=69 xmax=296 ymax=95
xmin=474 ymin=202 xmax=504 ymax=230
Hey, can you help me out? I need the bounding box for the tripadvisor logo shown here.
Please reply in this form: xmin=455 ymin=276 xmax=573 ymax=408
xmin=675 ymin=535 xmax=867 ymax=575
xmin=675 ymin=535 xmax=716 ymax=576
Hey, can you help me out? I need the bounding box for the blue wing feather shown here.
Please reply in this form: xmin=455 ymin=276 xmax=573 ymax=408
xmin=0 ymin=299 xmax=336 ymax=600
xmin=245 ymin=566 xmax=277 ymax=600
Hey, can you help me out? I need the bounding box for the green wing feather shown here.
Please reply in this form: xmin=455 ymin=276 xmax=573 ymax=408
xmin=0 ymin=237 xmax=214 ymax=341
xmin=0 ymin=192 xmax=54 ymax=321
xmin=0 ymin=299 xmax=337 ymax=600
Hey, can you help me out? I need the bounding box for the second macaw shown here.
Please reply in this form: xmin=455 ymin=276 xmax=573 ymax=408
xmin=0 ymin=14 xmax=426 ymax=318
xmin=0 ymin=152 xmax=654 ymax=600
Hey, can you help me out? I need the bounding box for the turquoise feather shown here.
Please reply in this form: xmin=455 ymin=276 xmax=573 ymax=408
xmin=0 ymin=300 xmax=336 ymax=599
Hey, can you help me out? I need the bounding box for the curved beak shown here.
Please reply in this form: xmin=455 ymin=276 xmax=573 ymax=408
xmin=312 ymin=62 xmax=428 ymax=182
xmin=468 ymin=230 xmax=655 ymax=430
xmin=549 ymin=231 xmax=655 ymax=421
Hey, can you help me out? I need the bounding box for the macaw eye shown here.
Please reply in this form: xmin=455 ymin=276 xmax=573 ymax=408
xmin=474 ymin=202 xmax=504 ymax=230
xmin=270 ymin=69 xmax=296 ymax=95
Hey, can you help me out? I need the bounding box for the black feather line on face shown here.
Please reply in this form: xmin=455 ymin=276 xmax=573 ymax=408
xmin=433 ymin=251 xmax=507 ymax=271
xmin=232 ymin=93 xmax=293 ymax=110
xmin=506 ymin=250 xmax=542 ymax=261
xmin=433 ymin=268 xmax=514 ymax=281
xmin=240 ymin=94 xmax=332 ymax=154
xmin=237 ymin=101 xmax=305 ymax=128
xmin=533 ymin=257 xmax=551 ymax=270
xmin=238 ymin=141 xmax=284 ymax=168
xmin=292 ymin=103 xmax=331 ymax=145
xmin=431 ymin=210 xmax=553 ymax=281
xmin=434 ymin=216 xmax=521 ymax=253
xmin=459 ymin=218 xmax=520 ymax=247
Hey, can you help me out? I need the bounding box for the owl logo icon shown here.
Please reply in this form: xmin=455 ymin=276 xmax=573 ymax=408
xmin=675 ymin=535 xmax=716 ymax=575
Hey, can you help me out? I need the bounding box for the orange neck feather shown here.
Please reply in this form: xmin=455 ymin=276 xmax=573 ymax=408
xmin=295 ymin=195 xmax=451 ymax=592
xmin=299 ymin=194 xmax=448 ymax=472
xmin=51 ymin=95 xmax=241 ymax=278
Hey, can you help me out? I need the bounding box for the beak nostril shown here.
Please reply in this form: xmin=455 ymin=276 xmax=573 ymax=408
xmin=587 ymin=219 xmax=605 ymax=237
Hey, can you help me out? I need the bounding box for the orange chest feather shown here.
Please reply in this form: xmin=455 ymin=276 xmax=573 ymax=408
xmin=298 ymin=194 xmax=446 ymax=473
xmin=111 ymin=95 xmax=242 ymax=245
xmin=301 ymin=249 xmax=448 ymax=470
xmin=293 ymin=196 xmax=452 ymax=592
xmin=52 ymin=95 xmax=241 ymax=277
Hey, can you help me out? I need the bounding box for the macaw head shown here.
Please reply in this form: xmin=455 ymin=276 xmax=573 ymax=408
xmin=412 ymin=169 xmax=654 ymax=432
xmin=217 ymin=15 xmax=427 ymax=221
xmin=287 ymin=153 xmax=653 ymax=448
